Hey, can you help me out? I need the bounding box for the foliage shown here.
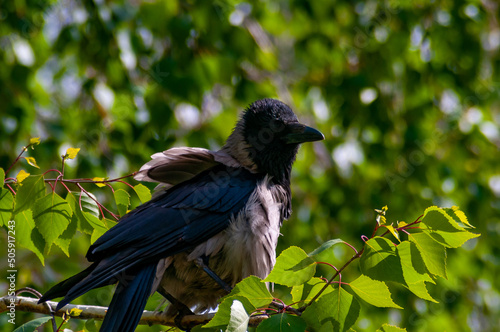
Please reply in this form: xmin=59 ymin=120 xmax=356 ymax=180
xmin=1 ymin=0 xmax=499 ymax=331
xmin=0 ymin=142 xmax=479 ymax=330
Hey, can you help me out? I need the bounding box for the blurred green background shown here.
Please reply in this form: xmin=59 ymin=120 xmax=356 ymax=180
xmin=1 ymin=0 xmax=499 ymax=331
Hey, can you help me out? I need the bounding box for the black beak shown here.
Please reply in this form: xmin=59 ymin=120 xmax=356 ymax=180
xmin=282 ymin=123 xmax=325 ymax=144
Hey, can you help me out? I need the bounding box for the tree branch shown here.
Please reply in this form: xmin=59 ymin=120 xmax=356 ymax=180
xmin=0 ymin=296 xmax=267 ymax=328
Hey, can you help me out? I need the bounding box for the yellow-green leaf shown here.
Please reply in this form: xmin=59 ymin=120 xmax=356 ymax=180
xmin=29 ymin=137 xmax=41 ymax=146
xmin=17 ymin=170 xmax=30 ymax=183
xmin=65 ymin=147 xmax=80 ymax=159
xmin=69 ymin=308 xmax=83 ymax=316
xmin=24 ymin=157 xmax=40 ymax=169
xmin=385 ymin=225 xmax=400 ymax=242
xmin=92 ymin=177 xmax=107 ymax=187
xmin=377 ymin=324 xmax=407 ymax=332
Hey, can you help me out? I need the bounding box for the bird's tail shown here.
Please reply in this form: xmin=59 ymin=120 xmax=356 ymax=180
xmin=99 ymin=263 xmax=157 ymax=332
xmin=38 ymin=262 xmax=98 ymax=304
xmin=39 ymin=262 xmax=158 ymax=332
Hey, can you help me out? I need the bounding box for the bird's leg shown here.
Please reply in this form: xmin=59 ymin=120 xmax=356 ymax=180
xmin=195 ymin=255 xmax=233 ymax=293
xmin=157 ymin=289 xmax=194 ymax=331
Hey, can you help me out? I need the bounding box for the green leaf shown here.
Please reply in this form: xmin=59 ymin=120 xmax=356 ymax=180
xmin=66 ymin=192 xmax=95 ymax=235
xmin=409 ymin=232 xmax=447 ymax=279
xmin=360 ymin=237 xmax=405 ymax=285
xmin=405 ymin=280 xmax=437 ymax=302
xmin=0 ymin=187 xmax=15 ymax=227
xmin=0 ymin=167 xmax=5 ymax=184
xmin=14 ymin=209 xmax=45 ymax=265
xmin=14 ymin=175 xmax=46 ymax=215
xmin=257 ymin=313 xmax=307 ymax=332
xmin=420 ymin=207 xmax=479 ymax=248
xmin=227 ymin=300 xmax=250 ymax=332
xmin=54 ymin=213 xmax=78 ymax=256
xmin=204 ymin=295 xmax=255 ymax=329
xmin=12 ymin=316 xmax=52 ymax=332
xmin=396 ymin=241 xmax=433 ymax=284
xmin=226 ymin=275 xmax=273 ymax=308
xmin=291 ymin=277 xmax=334 ymax=305
xmin=376 ymin=323 xmax=407 ymax=332
xmin=265 ymin=246 xmax=316 ymax=286
xmin=348 ymin=275 xmax=402 ymax=309
xmin=443 ymin=206 xmax=474 ymax=228
xmin=133 ymin=183 xmax=152 ymax=204
xmin=88 ymin=214 xmax=113 ymax=244
xmin=302 ymin=286 xmax=360 ymax=332
xmin=396 ymin=241 xmax=436 ymax=301
xmin=114 ymin=189 xmax=130 ymax=217
xmin=32 ymin=193 xmax=72 ymax=252
xmin=308 ymin=238 xmax=344 ymax=257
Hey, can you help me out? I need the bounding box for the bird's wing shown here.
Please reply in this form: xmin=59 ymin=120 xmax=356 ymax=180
xmin=87 ymin=164 xmax=260 ymax=268
xmin=48 ymin=165 xmax=260 ymax=310
xmin=133 ymin=147 xmax=241 ymax=190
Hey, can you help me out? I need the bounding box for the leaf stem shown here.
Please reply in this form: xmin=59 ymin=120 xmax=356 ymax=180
xmin=299 ymin=247 xmax=364 ymax=313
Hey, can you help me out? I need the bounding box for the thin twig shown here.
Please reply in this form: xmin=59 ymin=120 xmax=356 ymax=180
xmin=5 ymin=183 xmax=16 ymax=195
xmin=4 ymin=146 xmax=28 ymax=175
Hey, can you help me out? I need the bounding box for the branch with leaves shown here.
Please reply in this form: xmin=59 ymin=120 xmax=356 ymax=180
xmin=1 ymin=139 xmax=480 ymax=331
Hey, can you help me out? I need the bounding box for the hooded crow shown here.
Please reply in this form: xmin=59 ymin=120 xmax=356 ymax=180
xmin=39 ymin=98 xmax=324 ymax=331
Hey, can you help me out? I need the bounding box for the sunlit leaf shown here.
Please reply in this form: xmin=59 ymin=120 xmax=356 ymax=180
xmin=24 ymin=156 xmax=40 ymax=168
xmin=348 ymin=275 xmax=402 ymax=309
xmin=29 ymin=137 xmax=41 ymax=146
xmin=385 ymin=225 xmax=400 ymax=242
xmin=69 ymin=308 xmax=83 ymax=316
xmin=226 ymin=300 xmax=249 ymax=332
xmin=225 ymin=276 xmax=273 ymax=308
xmin=376 ymin=324 xmax=407 ymax=332
xmin=264 ymin=246 xmax=316 ymax=286
xmin=133 ymin=183 xmax=152 ymax=204
xmin=92 ymin=177 xmax=107 ymax=187
xmin=420 ymin=207 xmax=480 ymax=248
xmin=204 ymin=295 xmax=255 ymax=329
xmin=65 ymin=147 xmax=80 ymax=159
xmin=16 ymin=170 xmax=30 ymax=184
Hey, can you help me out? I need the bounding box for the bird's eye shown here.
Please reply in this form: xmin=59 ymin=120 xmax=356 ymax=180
xmin=269 ymin=119 xmax=286 ymax=133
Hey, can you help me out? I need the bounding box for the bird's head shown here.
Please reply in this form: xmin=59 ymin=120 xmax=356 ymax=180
xmin=223 ymin=99 xmax=324 ymax=183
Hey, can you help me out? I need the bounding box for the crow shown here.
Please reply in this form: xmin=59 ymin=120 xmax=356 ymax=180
xmin=39 ymin=98 xmax=324 ymax=331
